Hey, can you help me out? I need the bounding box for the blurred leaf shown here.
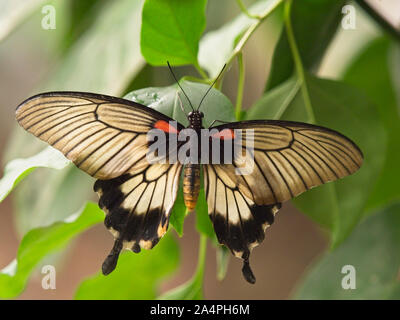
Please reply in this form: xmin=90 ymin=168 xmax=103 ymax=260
xmin=0 ymin=202 xmax=103 ymax=299
xmin=295 ymin=203 xmax=400 ymax=299
xmin=388 ymin=284 xmax=400 ymax=299
xmin=15 ymin=165 xmax=94 ymax=234
xmin=124 ymin=80 xmax=236 ymax=128
xmin=158 ymin=273 xmax=203 ymax=300
xmin=141 ymin=0 xmax=207 ymax=67
xmin=158 ymin=235 xmax=206 ymax=300
xmin=75 ymin=232 xmax=179 ymax=300
xmin=199 ymin=0 xmax=283 ymax=78
xmin=0 ymin=0 xmax=46 ymax=42
xmin=42 ymin=0 xmax=145 ymax=94
xmin=61 ymin=0 xmax=107 ymax=51
xmin=247 ymin=74 xmax=386 ymax=246
xmin=0 ymin=147 xmax=69 ymax=203
xmin=216 ymin=245 xmax=230 ymax=281
xmin=266 ymin=0 xmax=345 ymax=90
xmin=343 ymin=37 xmax=400 ymax=212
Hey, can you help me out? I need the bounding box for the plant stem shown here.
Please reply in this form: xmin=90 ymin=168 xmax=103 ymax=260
xmin=284 ymin=0 xmax=316 ymax=124
xmin=194 ymin=62 xmax=209 ymax=80
xmin=355 ymin=0 xmax=400 ymax=43
xmin=219 ymin=0 xmax=284 ymax=81
xmin=235 ymin=53 xmax=245 ymax=120
xmin=194 ymin=234 xmax=207 ymax=281
xmin=235 ymin=0 xmax=262 ymax=19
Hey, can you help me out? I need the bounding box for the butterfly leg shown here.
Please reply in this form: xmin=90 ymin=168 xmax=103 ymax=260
xmin=209 ymin=119 xmax=231 ymax=127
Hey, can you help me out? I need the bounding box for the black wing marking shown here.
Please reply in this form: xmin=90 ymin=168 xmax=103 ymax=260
xmin=95 ymin=162 xmax=182 ymax=275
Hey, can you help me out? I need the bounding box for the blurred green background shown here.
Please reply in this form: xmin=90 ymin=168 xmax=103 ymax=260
xmin=0 ymin=0 xmax=399 ymax=299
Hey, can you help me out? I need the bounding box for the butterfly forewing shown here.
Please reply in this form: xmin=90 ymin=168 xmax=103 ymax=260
xmin=15 ymin=92 xmax=184 ymax=179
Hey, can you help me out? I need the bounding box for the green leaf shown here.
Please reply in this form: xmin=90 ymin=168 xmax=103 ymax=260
xmin=266 ymin=0 xmax=345 ymax=90
xmin=141 ymin=0 xmax=207 ymax=67
xmin=0 ymin=0 xmax=46 ymax=42
xmin=169 ymin=183 xmax=187 ymax=236
xmin=195 ymin=187 xmax=216 ymax=241
xmin=247 ymin=74 xmax=386 ymax=246
xmin=295 ymin=203 xmax=400 ymax=299
xmin=0 ymin=202 xmax=103 ymax=299
xmin=14 ymin=165 xmax=95 ymax=233
xmin=343 ymin=37 xmax=400 ymax=212
xmin=75 ymin=232 xmax=179 ymax=300
xmin=0 ymin=146 xmax=69 ymax=203
xmin=198 ymin=0 xmax=283 ymax=78
xmin=124 ymin=80 xmax=236 ymax=128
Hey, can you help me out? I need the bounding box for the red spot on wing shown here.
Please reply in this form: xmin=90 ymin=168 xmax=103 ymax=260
xmin=154 ymin=120 xmax=179 ymax=134
xmin=212 ymin=129 xmax=235 ymax=140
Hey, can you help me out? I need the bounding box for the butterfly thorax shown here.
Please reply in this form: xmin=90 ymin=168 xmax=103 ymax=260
xmin=187 ymin=110 xmax=203 ymax=131
xmin=182 ymin=111 xmax=204 ymax=210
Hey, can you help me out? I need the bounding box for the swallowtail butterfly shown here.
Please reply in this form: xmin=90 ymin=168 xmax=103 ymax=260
xmin=15 ymin=73 xmax=362 ymax=283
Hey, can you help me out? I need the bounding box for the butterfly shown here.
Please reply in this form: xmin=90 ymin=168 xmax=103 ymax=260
xmin=15 ymin=81 xmax=363 ymax=284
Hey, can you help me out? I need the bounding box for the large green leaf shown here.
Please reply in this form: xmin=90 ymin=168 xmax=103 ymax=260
xmin=247 ymin=74 xmax=386 ymax=246
xmin=141 ymin=0 xmax=207 ymax=67
xmin=0 ymin=202 xmax=103 ymax=299
xmin=295 ymin=203 xmax=400 ymax=299
xmin=75 ymin=232 xmax=179 ymax=300
xmin=265 ymin=0 xmax=345 ymax=90
xmin=198 ymin=0 xmax=283 ymax=78
xmin=343 ymin=37 xmax=400 ymax=212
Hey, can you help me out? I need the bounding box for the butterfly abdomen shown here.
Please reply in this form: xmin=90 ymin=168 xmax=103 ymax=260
xmin=183 ymin=163 xmax=201 ymax=211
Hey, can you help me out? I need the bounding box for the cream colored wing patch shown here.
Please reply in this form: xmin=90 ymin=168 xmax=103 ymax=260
xmin=95 ymin=162 xmax=182 ymax=275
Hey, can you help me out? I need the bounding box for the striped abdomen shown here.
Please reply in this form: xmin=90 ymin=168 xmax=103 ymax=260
xmin=183 ymin=163 xmax=201 ymax=211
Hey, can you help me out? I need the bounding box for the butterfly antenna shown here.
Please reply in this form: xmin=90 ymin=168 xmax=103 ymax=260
xmin=167 ymin=61 xmax=194 ymax=111
xmin=197 ymin=63 xmax=226 ymax=111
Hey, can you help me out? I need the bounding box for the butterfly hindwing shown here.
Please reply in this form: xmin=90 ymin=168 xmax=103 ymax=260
xmin=204 ymin=120 xmax=363 ymax=282
xmin=95 ymin=162 xmax=182 ymax=274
